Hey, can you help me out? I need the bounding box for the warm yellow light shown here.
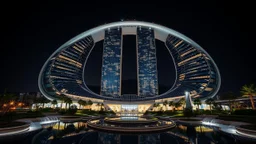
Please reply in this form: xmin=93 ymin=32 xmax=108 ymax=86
xmin=10 ymin=101 xmax=14 ymax=105
xmin=3 ymin=104 xmax=7 ymax=107
xmin=18 ymin=103 xmax=22 ymax=106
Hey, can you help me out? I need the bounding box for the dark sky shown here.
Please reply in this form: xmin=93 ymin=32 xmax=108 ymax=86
xmin=1 ymin=2 xmax=255 ymax=95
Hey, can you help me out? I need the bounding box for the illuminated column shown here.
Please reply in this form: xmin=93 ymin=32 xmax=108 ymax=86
xmin=185 ymin=91 xmax=193 ymax=109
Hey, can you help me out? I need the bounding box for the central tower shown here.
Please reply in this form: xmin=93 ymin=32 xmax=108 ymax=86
xmin=100 ymin=28 xmax=123 ymax=97
xmin=100 ymin=26 xmax=159 ymax=97
xmin=137 ymin=27 xmax=158 ymax=96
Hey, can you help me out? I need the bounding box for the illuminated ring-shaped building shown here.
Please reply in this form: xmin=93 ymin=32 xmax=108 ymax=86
xmin=38 ymin=21 xmax=221 ymax=102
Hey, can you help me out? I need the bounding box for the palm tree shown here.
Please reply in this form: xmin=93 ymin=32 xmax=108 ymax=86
xmin=205 ymin=98 xmax=215 ymax=113
xmin=174 ymin=101 xmax=181 ymax=110
xmin=51 ymin=100 xmax=57 ymax=108
xmin=168 ymin=101 xmax=175 ymax=110
xmin=163 ymin=100 xmax=168 ymax=111
xmin=59 ymin=94 xmax=66 ymax=109
xmin=96 ymin=103 xmax=101 ymax=111
xmin=156 ymin=103 xmax=160 ymax=111
xmin=78 ymin=99 xmax=83 ymax=109
xmin=100 ymin=103 xmax=104 ymax=111
xmin=87 ymin=100 xmax=93 ymax=109
xmin=179 ymin=98 xmax=186 ymax=110
xmin=193 ymin=98 xmax=201 ymax=110
xmin=241 ymin=84 xmax=256 ymax=109
xmin=82 ymin=100 xmax=87 ymax=109
xmin=153 ymin=103 xmax=158 ymax=111
xmin=64 ymin=97 xmax=72 ymax=109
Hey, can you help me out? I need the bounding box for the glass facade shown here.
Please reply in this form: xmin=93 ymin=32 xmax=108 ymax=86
xmin=39 ymin=21 xmax=220 ymax=101
xmin=100 ymin=28 xmax=122 ymax=97
xmin=164 ymin=34 xmax=219 ymax=99
xmin=137 ymin=27 xmax=158 ymax=96
xmin=41 ymin=36 xmax=95 ymax=98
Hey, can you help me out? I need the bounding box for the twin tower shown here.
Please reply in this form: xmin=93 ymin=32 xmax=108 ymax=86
xmin=101 ymin=27 xmax=158 ymax=97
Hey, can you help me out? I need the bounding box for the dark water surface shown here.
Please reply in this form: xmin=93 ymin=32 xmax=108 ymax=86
xmin=2 ymin=121 xmax=256 ymax=144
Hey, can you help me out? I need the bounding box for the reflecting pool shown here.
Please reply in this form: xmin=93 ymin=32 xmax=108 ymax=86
xmin=1 ymin=120 xmax=256 ymax=144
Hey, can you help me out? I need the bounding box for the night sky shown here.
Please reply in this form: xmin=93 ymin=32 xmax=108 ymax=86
xmin=1 ymin=2 xmax=255 ymax=95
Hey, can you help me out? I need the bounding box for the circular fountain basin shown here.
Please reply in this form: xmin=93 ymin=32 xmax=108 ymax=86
xmin=87 ymin=117 xmax=176 ymax=134
xmin=236 ymin=125 xmax=256 ymax=138
xmin=104 ymin=117 xmax=158 ymax=125
xmin=59 ymin=116 xmax=82 ymax=122
xmin=0 ymin=121 xmax=30 ymax=136
xmin=176 ymin=118 xmax=202 ymax=126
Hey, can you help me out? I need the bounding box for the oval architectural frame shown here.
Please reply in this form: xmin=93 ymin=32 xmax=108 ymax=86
xmin=38 ymin=21 xmax=221 ymax=101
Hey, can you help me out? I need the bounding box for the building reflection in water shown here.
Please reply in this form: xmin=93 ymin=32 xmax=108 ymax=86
xmin=97 ymin=132 xmax=161 ymax=144
xmin=42 ymin=121 xmax=87 ymax=131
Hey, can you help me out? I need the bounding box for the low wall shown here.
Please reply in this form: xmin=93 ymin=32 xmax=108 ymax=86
xmin=0 ymin=122 xmax=30 ymax=135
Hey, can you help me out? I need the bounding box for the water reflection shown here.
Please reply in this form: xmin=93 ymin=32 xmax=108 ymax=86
xmin=42 ymin=121 xmax=87 ymax=131
xmin=31 ymin=121 xmax=89 ymax=143
xmin=8 ymin=121 xmax=256 ymax=144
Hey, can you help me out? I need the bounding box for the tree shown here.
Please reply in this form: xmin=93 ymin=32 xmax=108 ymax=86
xmin=241 ymin=84 xmax=256 ymax=110
xmin=96 ymin=103 xmax=101 ymax=108
xmin=100 ymin=103 xmax=105 ymax=111
xmin=174 ymin=101 xmax=182 ymax=110
xmin=64 ymin=97 xmax=72 ymax=110
xmin=205 ymin=98 xmax=215 ymax=113
xmin=82 ymin=100 xmax=87 ymax=109
xmin=51 ymin=100 xmax=57 ymax=108
xmin=193 ymin=98 xmax=201 ymax=110
xmin=87 ymin=100 xmax=93 ymax=109
xmin=163 ymin=100 xmax=168 ymax=111
xmin=169 ymin=101 xmax=175 ymax=110
xmin=179 ymin=98 xmax=186 ymax=109
xmin=59 ymin=94 xmax=66 ymax=109
xmin=156 ymin=103 xmax=160 ymax=111
xmin=219 ymin=91 xmax=237 ymax=112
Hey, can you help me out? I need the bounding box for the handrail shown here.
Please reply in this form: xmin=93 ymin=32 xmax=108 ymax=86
xmin=87 ymin=118 xmax=176 ymax=133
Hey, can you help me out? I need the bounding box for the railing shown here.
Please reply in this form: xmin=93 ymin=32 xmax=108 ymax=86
xmin=87 ymin=118 xmax=176 ymax=133
xmin=236 ymin=126 xmax=256 ymax=137
xmin=0 ymin=122 xmax=30 ymax=135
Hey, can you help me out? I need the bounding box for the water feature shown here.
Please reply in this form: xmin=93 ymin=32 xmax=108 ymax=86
xmin=39 ymin=116 xmax=59 ymax=124
xmin=31 ymin=122 xmax=256 ymax=144
xmin=1 ymin=118 xmax=256 ymax=144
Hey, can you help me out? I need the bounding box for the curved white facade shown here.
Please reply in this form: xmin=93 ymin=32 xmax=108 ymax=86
xmin=38 ymin=21 xmax=221 ymax=101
